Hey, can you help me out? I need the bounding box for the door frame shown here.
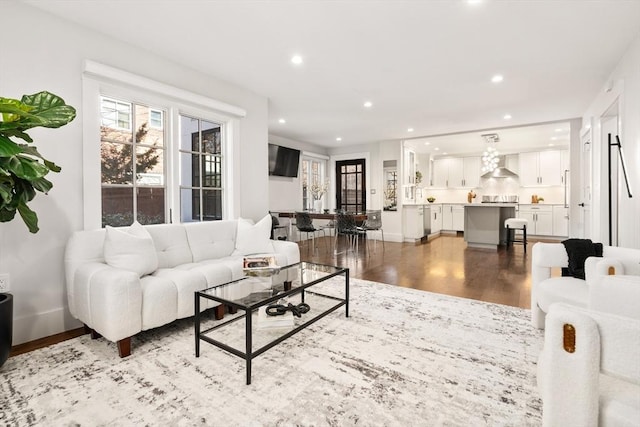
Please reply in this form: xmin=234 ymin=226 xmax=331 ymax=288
xmin=329 ymin=152 xmax=371 ymax=212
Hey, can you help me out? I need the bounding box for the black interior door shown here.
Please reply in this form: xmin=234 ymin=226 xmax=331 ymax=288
xmin=336 ymin=159 xmax=366 ymax=213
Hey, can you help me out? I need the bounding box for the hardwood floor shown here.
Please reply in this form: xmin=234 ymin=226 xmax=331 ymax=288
xmin=10 ymin=233 xmax=554 ymax=357
xmin=299 ymin=233 xmax=554 ymax=309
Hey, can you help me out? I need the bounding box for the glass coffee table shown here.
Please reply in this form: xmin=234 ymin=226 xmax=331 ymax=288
xmin=195 ymin=262 xmax=349 ymax=384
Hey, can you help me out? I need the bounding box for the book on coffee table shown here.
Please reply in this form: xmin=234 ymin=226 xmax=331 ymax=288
xmin=243 ymin=256 xmax=281 ymax=276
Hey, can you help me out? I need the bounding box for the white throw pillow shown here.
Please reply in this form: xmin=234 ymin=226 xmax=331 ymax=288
xmin=104 ymin=222 xmax=159 ymax=277
xmin=235 ymin=215 xmax=274 ymax=255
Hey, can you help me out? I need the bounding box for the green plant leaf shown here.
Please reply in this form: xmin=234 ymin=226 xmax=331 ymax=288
xmin=17 ymin=201 xmax=38 ymax=233
xmin=8 ymin=156 xmax=49 ymax=180
xmin=0 ymin=97 xmax=34 ymax=122
xmin=30 ymin=177 xmax=53 ymax=193
xmin=0 ymin=206 xmax=17 ymax=223
xmin=19 ymin=145 xmax=61 ymax=173
xmin=18 ymin=91 xmax=77 ymax=130
xmin=0 ymin=134 xmax=23 ymax=156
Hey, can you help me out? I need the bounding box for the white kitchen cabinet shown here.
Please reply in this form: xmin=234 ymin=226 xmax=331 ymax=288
xmin=442 ymin=204 xmax=465 ymax=231
xmin=403 ymin=205 xmax=427 ymax=240
xmin=519 ymin=150 xmax=564 ymax=186
xmin=452 ymin=205 xmax=465 ymax=231
xmin=432 ymin=157 xmax=480 ymax=188
xmin=518 ymin=204 xmax=553 ymax=236
xmin=552 ymin=205 xmax=569 ymax=237
xmin=430 ymin=204 xmax=442 ymax=234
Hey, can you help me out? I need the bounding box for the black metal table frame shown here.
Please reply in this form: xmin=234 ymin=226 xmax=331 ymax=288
xmin=195 ymin=263 xmax=349 ymax=385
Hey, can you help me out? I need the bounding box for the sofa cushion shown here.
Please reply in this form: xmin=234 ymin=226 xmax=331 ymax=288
xmin=537 ymin=277 xmax=589 ymax=313
xmin=145 ymin=224 xmax=193 ymax=268
xmin=234 ymin=215 xmax=274 ymax=255
xmin=103 ymin=222 xmax=158 ymax=277
xmin=184 ymin=221 xmax=237 ymax=262
xmin=140 ymin=275 xmax=178 ymax=330
xmin=152 ymin=268 xmax=207 ymax=318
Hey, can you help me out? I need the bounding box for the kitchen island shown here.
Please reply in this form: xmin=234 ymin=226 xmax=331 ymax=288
xmin=464 ymin=203 xmax=517 ymax=250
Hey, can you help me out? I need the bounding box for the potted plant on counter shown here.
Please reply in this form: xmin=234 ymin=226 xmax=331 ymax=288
xmin=0 ymin=91 xmax=76 ymax=368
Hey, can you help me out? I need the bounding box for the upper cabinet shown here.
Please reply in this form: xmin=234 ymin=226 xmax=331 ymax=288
xmin=519 ymin=150 xmax=566 ymax=187
xmin=432 ymin=156 xmax=480 ymax=188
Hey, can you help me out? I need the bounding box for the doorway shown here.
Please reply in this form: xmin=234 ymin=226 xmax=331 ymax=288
xmin=336 ymin=159 xmax=366 ymax=213
xmin=579 ymin=129 xmax=592 ymax=239
xmin=601 ymin=102 xmax=619 ymax=245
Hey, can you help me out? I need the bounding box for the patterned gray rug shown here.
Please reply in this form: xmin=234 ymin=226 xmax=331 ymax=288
xmin=0 ymin=278 xmax=543 ymax=426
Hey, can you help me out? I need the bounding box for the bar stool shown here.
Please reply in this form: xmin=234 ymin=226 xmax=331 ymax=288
xmin=505 ymin=218 xmax=528 ymax=253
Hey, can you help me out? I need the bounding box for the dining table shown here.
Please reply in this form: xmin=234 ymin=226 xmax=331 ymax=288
xmin=276 ymin=211 xmax=367 ymax=245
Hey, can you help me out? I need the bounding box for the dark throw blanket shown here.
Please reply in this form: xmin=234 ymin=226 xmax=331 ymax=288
xmin=561 ymin=238 xmax=603 ymax=280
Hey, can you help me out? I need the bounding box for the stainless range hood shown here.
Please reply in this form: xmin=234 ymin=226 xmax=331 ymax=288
xmin=481 ymin=156 xmax=518 ymax=178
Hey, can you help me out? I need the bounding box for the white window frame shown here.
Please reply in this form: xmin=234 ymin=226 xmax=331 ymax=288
xmin=300 ymin=152 xmax=329 ymax=211
xmin=82 ymin=60 xmax=245 ymax=230
xmin=100 ymin=96 xmax=132 ymax=130
xmin=149 ymin=108 xmax=164 ymax=130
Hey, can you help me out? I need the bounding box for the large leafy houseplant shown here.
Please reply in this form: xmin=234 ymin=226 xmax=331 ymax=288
xmin=0 ymin=91 xmax=76 ymax=233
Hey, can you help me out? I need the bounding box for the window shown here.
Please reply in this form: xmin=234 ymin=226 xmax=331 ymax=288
xmin=101 ymin=97 xmax=132 ymax=130
xmin=149 ymin=109 xmax=163 ymax=129
xmin=301 ymin=157 xmax=327 ymax=211
xmin=100 ymin=99 xmax=166 ymax=226
xmin=84 ymin=61 xmax=245 ymax=230
xmin=179 ymin=116 xmax=223 ymax=221
xmin=336 ymin=159 xmax=366 ymax=213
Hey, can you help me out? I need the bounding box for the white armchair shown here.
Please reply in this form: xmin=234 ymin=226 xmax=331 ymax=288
xmin=537 ymin=301 xmax=640 ymax=427
xmin=531 ymin=242 xmax=640 ymax=329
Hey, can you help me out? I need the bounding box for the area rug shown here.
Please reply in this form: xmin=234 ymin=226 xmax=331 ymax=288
xmin=0 ymin=278 xmax=544 ymax=426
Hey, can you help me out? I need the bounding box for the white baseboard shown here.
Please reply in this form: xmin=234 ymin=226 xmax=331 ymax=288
xmin=13 ymin=307 xmax=82 ymax=346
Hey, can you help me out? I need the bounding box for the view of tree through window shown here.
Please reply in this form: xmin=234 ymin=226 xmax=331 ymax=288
xmin=100 ymin=97 xmax=165 ymax=226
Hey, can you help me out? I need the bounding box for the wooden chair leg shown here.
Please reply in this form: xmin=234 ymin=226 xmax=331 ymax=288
xmin=117 ymin=337 xmax=131 ymax=358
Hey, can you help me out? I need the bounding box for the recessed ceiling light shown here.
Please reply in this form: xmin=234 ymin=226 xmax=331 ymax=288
xmin=424 ymin=142 xmax=430 ymax=146
xmin=443 ymin=152 xmax=448 ymax=155
xmin=291 ymin=55 xmax=303 ymax=65
xmin=468 ymin=0 xmax=483 ymax=4
xmin=434 ymin=147 xmax=440 ymax=151
xmin=555 ymin=128 xmax=563 ymax=132
xmin=503 ymin=114 xmax=512 ymax=120
xmin=278 ymin=118 xmax=286 ymax=124
xmin=336 ymin=137 xmax=342 ymax=142
xmin=551 ymin=136 xmax=558 ymax=141
xmin=407 ymin=128 xmax=414 ymax=132
xmin=363 ymin=101 xmax=373 ymax=108
xmin=548 ymin=143 xmax=555 ymax=147
xmin=491 ymin=74 xmax=504 ymax=83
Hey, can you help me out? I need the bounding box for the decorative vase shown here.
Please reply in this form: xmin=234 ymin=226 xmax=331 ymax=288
xmin=0 ymin=293 xmax=12 ymax=368
xmin=313 ymin=200 xmax=323 ymax=213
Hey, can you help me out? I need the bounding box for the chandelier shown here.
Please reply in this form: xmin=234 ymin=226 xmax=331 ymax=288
xmin=482 ymin=146 xmax=499 ymax=173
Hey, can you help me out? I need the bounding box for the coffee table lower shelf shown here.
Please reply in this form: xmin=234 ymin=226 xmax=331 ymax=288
xmin=194 ymin=266 xmax=349 ymax=385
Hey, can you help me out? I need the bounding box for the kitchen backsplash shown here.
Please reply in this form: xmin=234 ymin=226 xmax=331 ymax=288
xmin=416 ymin=177 xmax=566 ymax=204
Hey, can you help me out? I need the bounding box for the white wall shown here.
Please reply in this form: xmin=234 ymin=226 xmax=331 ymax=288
xmin=267 ymin=134 xmax=328 ymax=212
xmin=0 ymin=2 xmax=270 ymax=344
xmin=582 ymin=32 xmax=640 ymax=249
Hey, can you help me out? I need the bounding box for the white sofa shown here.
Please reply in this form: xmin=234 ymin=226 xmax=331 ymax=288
xmin=538 ymin=300 xmax=640 ymax=426
xmin=64 ymin=217 xmax=300 ymax=357
xmin=531 ymin=242 xmax=640 ymax=329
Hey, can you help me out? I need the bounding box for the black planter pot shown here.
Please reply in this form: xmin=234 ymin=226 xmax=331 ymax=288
xmin=0 ymin=293 xmax=13 ymax=368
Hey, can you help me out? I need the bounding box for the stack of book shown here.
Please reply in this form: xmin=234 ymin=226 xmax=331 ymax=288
xmin=243 ymin=256 xmax=281 ymax=277
xmin=257 ymin=306 xmax=294 ymax=330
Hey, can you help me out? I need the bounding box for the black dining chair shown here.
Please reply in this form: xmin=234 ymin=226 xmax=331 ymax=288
xmin=335 ymin=212 xmax=368 ymax=255
xmin=295 ymin=212 xmax=326 ymax=253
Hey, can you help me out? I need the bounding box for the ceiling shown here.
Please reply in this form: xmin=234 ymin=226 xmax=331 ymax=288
xmin=404 ymin=121 xmax=571 ymax=157
xmin=24 ymin=0 xmax=640 ymax=148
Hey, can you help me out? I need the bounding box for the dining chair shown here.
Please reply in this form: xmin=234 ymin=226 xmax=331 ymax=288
xmin=295 ymin=211 xmax=326 ymax=253
xmin=335 ymin=212 xmax=368 ymax=255
xmin=362 ymin=209 xmax=384 ymax=250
